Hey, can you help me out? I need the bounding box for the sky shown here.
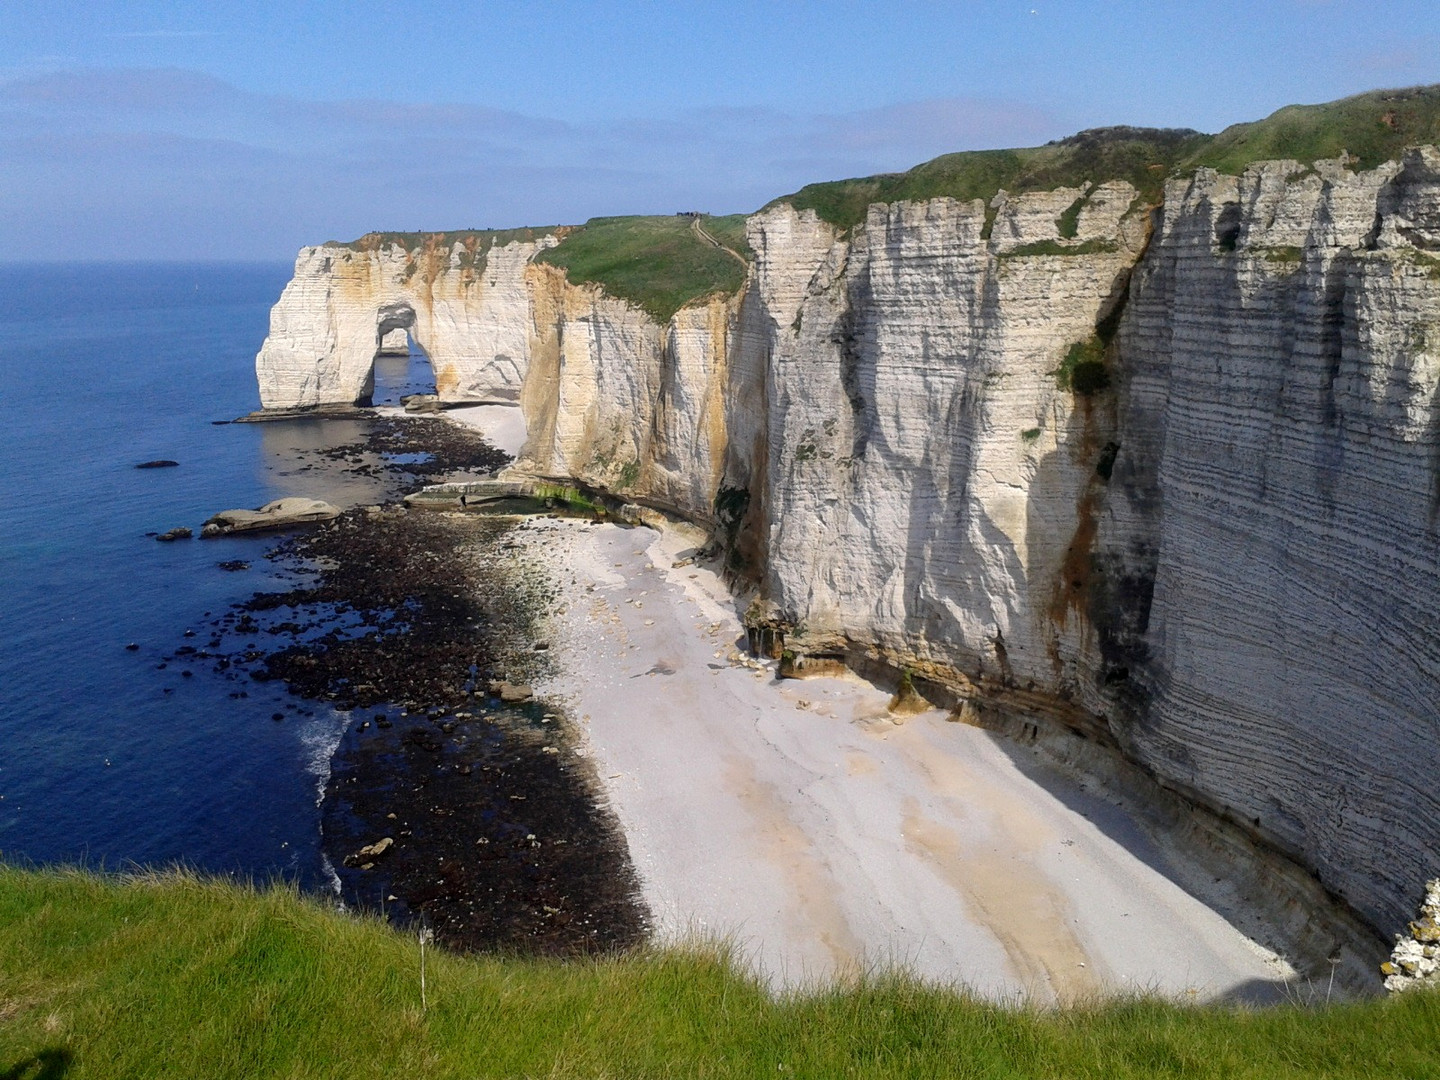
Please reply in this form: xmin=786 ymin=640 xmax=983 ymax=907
xmin=3 ymin=1 xmax=1438 ymax=261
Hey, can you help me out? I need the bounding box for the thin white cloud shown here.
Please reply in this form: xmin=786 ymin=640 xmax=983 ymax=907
xmin=1357 ymin=41 xmax=1439 ymax=74
xmin=0 ymin=67 xmax=1075 ymax=259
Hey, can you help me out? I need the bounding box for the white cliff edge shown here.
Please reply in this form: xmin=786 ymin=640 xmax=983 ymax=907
xmin=254 ymin=150 xmax=1440 ymax=979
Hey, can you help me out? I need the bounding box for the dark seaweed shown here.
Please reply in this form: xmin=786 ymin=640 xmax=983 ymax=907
xmin=197 ymin=419 xmax=648 ymax=955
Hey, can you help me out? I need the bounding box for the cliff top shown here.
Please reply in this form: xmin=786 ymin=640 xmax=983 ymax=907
xmin=318 ymin=85 xmax=1440 ymax=322
xmin=534 ymin=214 xmax=753 ymax=322
xmin=322 ymin=225 xmax=566 ymax=254
xmin=773 ymin=84 xmax=1440 ymax=229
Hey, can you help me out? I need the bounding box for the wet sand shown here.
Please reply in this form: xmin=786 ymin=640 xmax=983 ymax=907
xmin=442 ymin=403 xmax=528 ymax=459
xmin=516 ymin=515 xmax=1298 ymax=1002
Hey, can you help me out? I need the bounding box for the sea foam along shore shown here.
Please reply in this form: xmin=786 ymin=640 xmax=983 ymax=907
xmin=488 ymin=511 xmax=1306 ymax=1005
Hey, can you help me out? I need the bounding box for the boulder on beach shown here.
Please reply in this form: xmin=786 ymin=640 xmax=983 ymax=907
xmin=201 ymin=497 xmax=340 ymax=537
xmin=488 ymin=679 xmax=534 ymax=703
xmin=357 ymin=836 xmax=394 ymax=858
xmin=401 ymin=393 xmax=442 ymax=414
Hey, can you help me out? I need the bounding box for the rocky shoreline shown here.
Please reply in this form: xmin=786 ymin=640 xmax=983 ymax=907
xmin=165 ymin=410 xmax=1375 ymax=997
xmin=192 ymin=414 xmax=648 ymax=955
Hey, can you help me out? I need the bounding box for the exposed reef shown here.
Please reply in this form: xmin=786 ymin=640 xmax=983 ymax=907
xmin=195 ymin=417 xmax=646 ymax=954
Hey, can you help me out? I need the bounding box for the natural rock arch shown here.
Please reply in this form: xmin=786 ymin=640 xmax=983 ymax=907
xmin=360 ymin=302 xmax=436 ymax=407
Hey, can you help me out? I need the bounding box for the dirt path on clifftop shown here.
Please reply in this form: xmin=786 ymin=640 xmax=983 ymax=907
xmin=691 ymin=217 xmax=749 ymax=269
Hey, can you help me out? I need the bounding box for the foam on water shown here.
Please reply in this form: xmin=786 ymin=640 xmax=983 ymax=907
xmin=300 ymin=707 xmax=352 ymax=807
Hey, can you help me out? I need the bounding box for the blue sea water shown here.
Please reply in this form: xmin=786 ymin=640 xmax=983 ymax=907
xmin=0 ymin=262 xmax=432 ymax=887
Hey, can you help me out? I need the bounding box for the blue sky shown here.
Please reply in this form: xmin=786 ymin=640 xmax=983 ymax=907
xmin=3 ymin=1 xmax=1438 ymax=260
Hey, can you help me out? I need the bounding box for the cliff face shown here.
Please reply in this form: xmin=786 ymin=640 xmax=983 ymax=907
xmin=750 ymin=183 xmax=1147 ymax=695
xmin=255 ymin=150 xmax=1440 ymax=939
xmin=1095 ymin=151 xmax=1440 ymax=939
xmin=518 ymin=263 xmax=742 ymax=521
xmin=256 ymin=235 xmax=554 ymax=410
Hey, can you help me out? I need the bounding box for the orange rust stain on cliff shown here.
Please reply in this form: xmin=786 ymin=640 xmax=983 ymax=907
xmin=1044 ymin=394 xmax=1107 ymax=669
xmin=519 ymin=263 xmax=569 ymax=473
xmin=701 ymin=295 xmax=735 ymax=495
xmin=434 ymin=364 xmax=460 ymax=396
xmin=457 ymin=233 xmax=481 ymax=289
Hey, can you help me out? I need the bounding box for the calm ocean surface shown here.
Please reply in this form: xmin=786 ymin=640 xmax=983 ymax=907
xmin=0 ymin=262 xmax=432 ymax=888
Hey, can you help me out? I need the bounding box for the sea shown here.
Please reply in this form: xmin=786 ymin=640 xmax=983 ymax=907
xmin=0 ymin=262 xmax=436 ymax=890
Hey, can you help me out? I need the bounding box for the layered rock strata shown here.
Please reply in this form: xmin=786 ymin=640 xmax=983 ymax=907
xmin=256 ymin=235 xmax=553 ymax=410
xmin=1094 ymin=151 xmax=1440 ymax=945
xmin=254 ymin=150 xmax=1440 ymax=951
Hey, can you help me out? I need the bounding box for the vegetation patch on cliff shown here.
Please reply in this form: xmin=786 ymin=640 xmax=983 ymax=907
xmin=4 ymin=866 xmax=1439 ymax=1080
xmin=1056 ymin=192 xmax=1089 ymax=238
xmin=772 ymin=129 xmax=1206 ymax=231
xmin=532 ymin=481 xmax=603 ymax=514
xmin=324 ymin=227 xmax=567 ymax=282
xmin=535 ymin=214 xmax=753 ymax=323
xmin=773 ymin=85 xmax=1440 ymax=231
xmin=999 ymin=238 xmax=1120 ymax=259
xmin=1055 ymin=335 xmax=1111 ymax=396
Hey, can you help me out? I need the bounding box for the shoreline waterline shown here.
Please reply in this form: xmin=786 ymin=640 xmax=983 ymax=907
xmin=179 ymin=403 xmax=1363 ymax=1000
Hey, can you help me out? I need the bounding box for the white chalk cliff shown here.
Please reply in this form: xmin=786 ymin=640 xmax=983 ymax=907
xmin=255 ymin=149 xmax=1440 ymax=949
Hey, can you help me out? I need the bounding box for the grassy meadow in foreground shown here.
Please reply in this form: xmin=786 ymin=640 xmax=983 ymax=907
xmin=0 ymin=865 xmax=1437 ymax=1079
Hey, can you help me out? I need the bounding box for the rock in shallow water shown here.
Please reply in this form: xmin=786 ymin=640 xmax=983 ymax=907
xmin=490 ymin=680 xmax=534 ymax=703
xmin=200 ymin=497 xmax=340 ymax=537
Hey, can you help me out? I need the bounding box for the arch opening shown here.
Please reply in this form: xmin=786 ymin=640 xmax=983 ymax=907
xmin=360 ymin=304 xmax=436 ymax=407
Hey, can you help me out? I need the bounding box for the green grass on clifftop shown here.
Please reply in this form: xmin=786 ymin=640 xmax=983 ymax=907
xmin=1191 ymin=84 xmax=1440 ymax=173
xmin=326 ymin=226 xmax=563 ymax=254
xmin=775 ymin=129 xmax=1208 ymax=232
xmin=535 ymin=214 xmax=752 ymax=323
xmin=773 ymin=85 xmax=1440 ymax=230
xmin=322 ymin=227 xmax=564 ymax=282
xmin=3 ymin=866 xmax=1439 ymax=1079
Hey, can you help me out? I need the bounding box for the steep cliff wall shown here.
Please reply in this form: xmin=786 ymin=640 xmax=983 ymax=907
xmin=254 ymin=149 xmax=1440 ymax=943
xmin=1093 ymin=150 xmax=1440 ymax=938
xmin=517 ymin=262 xmax=741 ymax=521
xmin=751 ymin=182 xmax=1148 ymax=695
xmin=749 ymin=152 xmax=1440 ymax=938
xmin=256 ymin=232 xmax=556 ymax=410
